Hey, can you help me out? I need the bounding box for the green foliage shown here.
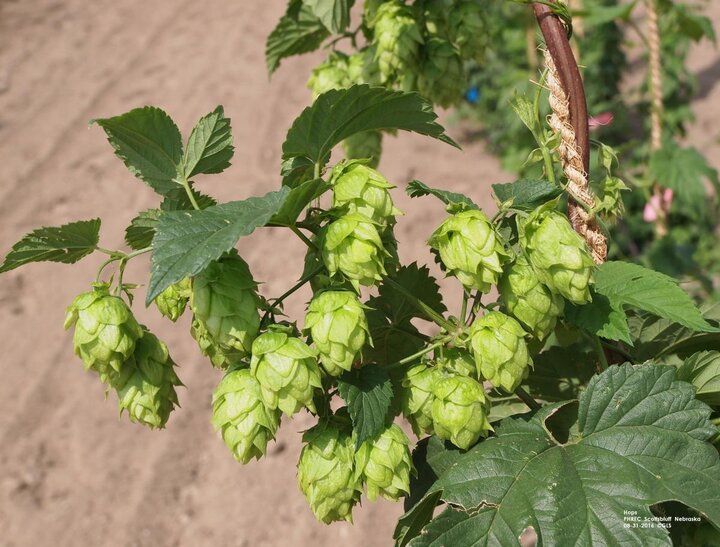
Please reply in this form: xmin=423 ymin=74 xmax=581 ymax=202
xmin=406 ymin=179 xmax=478 ymax=211
xmin=184 ymin=105 xmax=234 ymax=177
xmin=303 ymin=0 xmax=355 ymax=33
xmin=124 ymin=210 xmax=160 ymax=251
xmin=266 ymin=1 xmax=330 ymax=74
xmin=338 ymin=366 xmax=394 ymax=449
xmin=492 ymin=179 xmax=562 ymax=211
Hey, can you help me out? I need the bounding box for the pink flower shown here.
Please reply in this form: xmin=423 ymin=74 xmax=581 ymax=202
xmin=588 ymin=112 xmax=614 ymax=130
xmin=643 ymin=188 xmax=674 ymax=222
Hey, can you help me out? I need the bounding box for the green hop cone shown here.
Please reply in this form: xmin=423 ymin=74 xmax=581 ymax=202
xmin=330 ymin=160 xmax=401 ymax=226
xmin=342 ymin=131 xmax=383 ymax=168
xmin=434 ymin=347 xmax=476 ymax=377
xmin=116 ymin=328 xmax=182 ymax=429
xmin=499 ymin=256 xmax=565 ymax=340
xmin=297 ymin=415 xmax=362 ymax=523
xmin=372 ymin=1 xmax=423 ymax=83
xmin=64 ymin=284 xmax=143 ymax=387
xmin=154 ymin=277 xmax=191 ymax=322
xmin=307 ymin=52 xmax=350 ymax=99
xmin=401 ymin=363 xmax=443 ymax=436
xmin=431 ymin=374 xmax=492 ymax=450
xmin=428 ymin=209 xmax=507 ymax=292
xmin=421 ymin=0 xmax=453 ymax=36
xmin=354 ymin=423 xmax=413 ymax=501
xmin=417 ymin=39 xmax=466 ymax=108
xmin=191 ymin=254 xmax=261 ymax=366
xmin=448 ymin=0 xmax=488 ymax=62
xmin=470 ymin=311 xmax=531 ymax=392
xmin=321 ymin=213 xmax=389 ymax=289
xmin=250 ymin=330 xmax=322 ymax=416
xmin=305 ymin=290 xmax=370 ymax=376
xmin=211 ymin=368 xmax=281 ymax=464
xmin=521 ymin=208 xmax=594 ymax=304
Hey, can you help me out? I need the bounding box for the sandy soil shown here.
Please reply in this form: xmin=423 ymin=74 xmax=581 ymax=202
xmin=0 ymin=1 xmax=718 ymax=546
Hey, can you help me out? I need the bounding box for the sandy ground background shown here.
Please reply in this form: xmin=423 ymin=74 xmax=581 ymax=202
xmin=0 ymin=1 xmax=718 ymax=546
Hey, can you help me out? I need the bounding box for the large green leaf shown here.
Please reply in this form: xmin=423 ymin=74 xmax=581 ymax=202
xmin=525 ymin=344 xmax=596 ymax=402
xmin=564 ymin=291 xmax=632 ymax=344
xmin=595 ymin=261 xmax=718 ymax=333
xmin=677 ymin=351 xmax=720 ymax=407
xmin=146 ymin=187 xmax=290 ymax=303
xmin=184 ymin=106 xmax=234 ymax=177
xmin=302 ymin=0 xmax=354 ymax=32
xmin=266 ymin=1 xmax=329 ymax=74
xmin=269 ymin=178 xmax=330 ymax=226
xmin=282 ymin=85 xmax=457 ymax=179
xmin=124 ymin=209 xmax=161 ymax=251
xmin=406 ymin=180 xmax=478 ymax=212
xmin=377 ymin=263 xmax=447 ymax=325
xmin=93 ymin=106 xmax=183 ymax=195
xmin=491 ymin=179 xmax=561 ymax=210
xmin=405 ymin=364 xmax=720 ymax=546
xmin=0 ymin=219 xmax=100 ymax=273
xmin=337 ymin=365 xmax=393 ymax=449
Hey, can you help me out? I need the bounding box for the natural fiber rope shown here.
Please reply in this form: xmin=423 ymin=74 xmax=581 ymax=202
xmin=544 ymin=48 xmax=607 ymax=264
xmin=646 ymin=0 xmax=663 ymax=151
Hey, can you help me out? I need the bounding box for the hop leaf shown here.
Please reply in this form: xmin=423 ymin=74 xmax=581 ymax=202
xmin=521 ymin=208 xmax=594 ymax=304
xmin=431 ymin=374 xmax=492 ymax=450
xmin=417 ymin=39 xmax=466 ymax=108
xmin=354 ymin=424 xmax=414 ymax=501
xmin=211 ymin=368 xmax=281 ymax=464
xmin=297 ymin=414 xmax=363 ymax=523
xmin=372 ymin=1 xmax=423 ymax=83
xmin=321 ymin=214 xmax=389 ymax=290
xmin=250 ymin=330 xmax=322 ymax=416
xmin=64 ymin=284 xmax=143 ymax=388
xmin=470 ymin=311 xmax=532 ymax=392
xmin=401 ymin=363 xmax=443 ymax=436
xmin=154 ymin=277 xmax=191 ymax=322
xmin=190 ymin=254 xmax=261 ymax=367
xmin=499 ymin=256 xmax=565 ymax=340
xmin=305 ymin=290 xmax=370 ymax=376
xmin=116 ymin=328 xmax=182 ymax=429
xmin=329 ymin=160 xmax=401 ymax=227
xmin=428 ymin=209 xmax=507 ymax=292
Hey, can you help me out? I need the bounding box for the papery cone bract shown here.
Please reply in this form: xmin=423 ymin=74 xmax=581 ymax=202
xmin=154 ymin=277 xmax=191 ymax=322
xmin=417 ymin=39 xmax=466 ymax=108
xmin=372 ymin=1 xmax=423 ymax=83
xmin=354 ymin=423 xmax=413 ymax=501
xmin=330 ymin=160 xmax=401 ymax=227
xmin=434 ymin=347 xmax=476 ymax=377
xmin=431 ymin=374 xmax=492 ymax=450
xmin=448 ymin=0 xmax=488 ymax=62
xmin=401 ymin=363 xmax=443 ymax=436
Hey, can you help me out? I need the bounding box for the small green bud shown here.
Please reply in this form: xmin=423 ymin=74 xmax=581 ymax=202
xmin=330 ymin=160 xmax=401 ymax=227
xmin=250 ymin=330 xmax=322 ymax=416
xmin=470 ymin=311 xmax=531 ymax=392
xmin=499 ymin=256 xmax=565 ymax=340
xmin=116 ymin=328 xmax=182 ymax=429
xmin=211 ymin=368 xmax=281 ymax=464
xmin=154 ymin=277 xmax=191 ymax=322
xmin=321 ymin=214 xmax=388 ymax=289
xmin=354 ymin=424 xmax=413 ymax=501
xmin=64 ymin=284 xmax=143 ymax=388
xmin=401 ymin=363 xmax=443 ymax=436
xmin=428 ymin=209 xmax=507 ymax=292
xmin=373 ymin=1 xmax=423 ymax=82
xmin=305 ymin=291 xmax=370 ymax=376
xmin=297 ymin=416 xmax=362 ymax=523
xmin=431 ymin=374 xmax=492 ymax=450
xmin=417 ymin=39 xmax=466 ymax=108
xmin=521 ymin=208 xmax=594 ymax=304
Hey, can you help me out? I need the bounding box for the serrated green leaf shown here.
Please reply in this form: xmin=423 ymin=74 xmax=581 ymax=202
xmin=526 ymin=344 xmax=596 ymax=402
xmin=266 ymin=1 xmax=329 ymax=75
xmin=406 ymin=180 xmax=478 ymax=211
xmin=377 ymin=263 xmax=447 ymax=325
xmin=409 ymin=364 xmax=720 ymax=546
xmin=0 ymin=219 xmax=100 ymax=273
xmin=337 ymin=365 xmax=393 ymax=449
xmin=492 ymin=179 xmax=562 ymax=210
xmin=302 ymin=0 xmax=354 ymax=33
xmin=269 ymin=178 xmax=330 ymax=226
xmin=160 ymin=187 xmax=217 ymax=211
xmin=124 ymin=209 xmax=161 ymax=251
xmin=510 ymin=94 xmax=541 ymax=137
xmin=677 ymin=351 xmax=720 ymax=407
xmin=282 ymin=85 xmax=457 ymax=180
xmin=595 ymin=261 xmax=718 ymax=333
xmin=93 ymin=106 xmax=183 ymax=195
xmin=564 ymin=291 xmax=632 ymax=344
xmin=147 ymin=187 xmax=290 ymax=304
xmin=184 ymin=106 xmax=234 ymax=177
xmin=364 ymin=302 xmax=424 ymax=365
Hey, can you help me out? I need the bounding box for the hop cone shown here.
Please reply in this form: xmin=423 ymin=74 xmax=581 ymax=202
xmin=431 ymin=374 xmax=492 ymax=450
xmin=342 ymin=131 xmax=383 ymax=169
xmin=434 ymin=348 xmax=476 ymax=377
xmin=154 ymin=277 xmax=191 ymax=322
xmin=421 ymin=0 xmax=453 ymax=36
xmin=521 ymin=209 xmax=594 ymax=304
xmin=250 ymin=330 xmax=322 ymax=416
xmin=305 ymin=291 xmax=369 ymax=376
xmin=321 ymin=213 xmax=388 ymax=289
xmin=354 ymin=424 xmax=413 ymax=501
xmin=308 ymin=52 xmax=350 ymax=99
xmin=211 ymin=368 xmax=281 ymax=464
xmin=64 ymin=284 xmax=143 ymax=387
xmin=116 ymin=328 xmax=182 ymax=429
xmin=428 ymin=209 xmax=507 ymax=292
xmin=297 ymin=416 xmax=362 ymax=523
xmin=401 ymin=363 xmax=443 ymax=436
xmin=191 ymin=255 xmax=261 ymax=366
xmin=417 ymin=39 xmax=466 ymax=107
xmin=372 ymin=1 xmax=423 ymax=82
xmin=448 ymin=0 xmax=487 ymax=62
xmin=499 ymin=256 xmax=565 ymax=340
xmin=470 ymin=311 xmax=531 ymax=392
xmin=330 ymin=160 xmax=401 ymax=226
xmin=347 ymin=47 xmax=382 ymax=85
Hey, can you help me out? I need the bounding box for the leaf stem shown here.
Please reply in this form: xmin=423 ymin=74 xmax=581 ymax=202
xmin=95 ymin=257 xmax=118 ymax=283
xmin=514 ymin=386 xmax=542 ymax=411
xmin=125 ymin=246 xmax=152 ymax=260
xmin=261 ymin=265 xmax=325 ymax=326
xmin=179 ymin=174 xmax=201 ymax=211
xmin=460 ymin=289 xmax=469 ymax=325
xmin=290 ymin=225 xmax=318 ymax=251
xmin=591 ymin=334 xmax=609 ymax=371
xmin=386 ymin=340 xmax=445 ymax=370
xmin=599 ymin=340 xmax=633 ymax=363
xmin=383 ymin=277 xmax=455 ymax=332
